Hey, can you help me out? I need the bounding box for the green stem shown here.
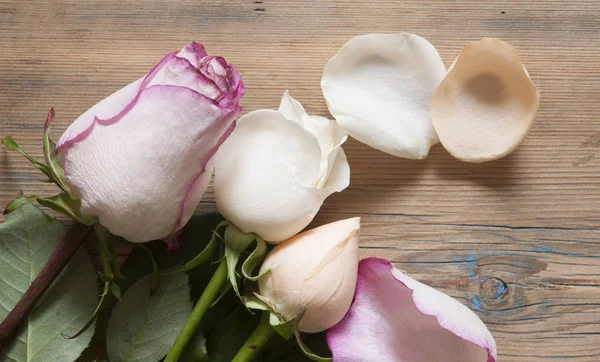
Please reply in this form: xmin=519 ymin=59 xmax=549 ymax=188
xmin=232 ymin=312 xmax=276 ymax=362
xmin=164 ymin=259 xmax=229 ymax=362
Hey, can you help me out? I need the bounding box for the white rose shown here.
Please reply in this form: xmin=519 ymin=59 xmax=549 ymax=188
xmin=214 ymin=92 xmax=350 ymax=242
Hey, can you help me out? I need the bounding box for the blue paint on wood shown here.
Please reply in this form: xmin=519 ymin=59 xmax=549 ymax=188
xmin=471 ymin=295 xmax=482 ymax=311
xmin=454 ymin=254 xmax=479 ymax=281
xmin=530 ymin=246 xmax=554 ymax=253
xmin=469 ymin=270 xmax=477 ymax=281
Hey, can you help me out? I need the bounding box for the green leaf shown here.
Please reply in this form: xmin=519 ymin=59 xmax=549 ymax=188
xmin=76 ymin=214 xmax=224 ymax=362
xmin=75 ymin=309 xmax=111 ymax=362
xmin=64 ymin=282 xmax=112 ymax=340
xmin=37 ymin=193 xmax=97 ymax=225
xmin=42 ymin=108 xmax=71 ymax=194
xmin=106 ymin=272 xmax=193 ymax=362
xmin=2 ymin=136 xmax=52 ymax=178
xmin=4 ymin=191 xmax=36 ymax=215
xmin=113 ymin=213 xmax=239 ymax=362
xmin=135 ymin=244 xmax=159 ymax=294
xmin=115 ymin=213 xmax=224 ymax=297
xmin=0 ymin=203 xmax=98 ymax=362
xmin=66 ymin=224 xmax=124 ymax=340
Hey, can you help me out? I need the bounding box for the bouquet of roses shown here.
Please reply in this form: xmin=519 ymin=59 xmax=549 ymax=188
xmin=0 ymin=33 xmax=538 ymax=362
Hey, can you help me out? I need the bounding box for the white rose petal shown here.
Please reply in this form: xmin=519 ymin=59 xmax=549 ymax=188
xmin=321 ymin=33 xmax=447 ymax=159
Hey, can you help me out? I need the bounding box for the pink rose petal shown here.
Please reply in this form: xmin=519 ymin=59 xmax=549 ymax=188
xmin=327 ymin=258 xmax=496 ymax=362
xmin=176 ymin=41 xmax=208 ymax=67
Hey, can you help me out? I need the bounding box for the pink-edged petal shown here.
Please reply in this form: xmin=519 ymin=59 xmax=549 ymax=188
xmin=149 ymin=56 xmax=223 ymax=100
xmin=177 ymin=120 xmax=236 ymax=230
xmin=55 ymin=77 xmax=143 ymax=157
xmin=57 ymin=51 xmax=242 ymax=161
xmin=56 ymin=52 xmax=179 ymax=154
xmin=327 ymin=258 xmax=496 ymax=362
xmin=199 ymin=56 xmax=245 ymax=106
xmin=63 ymin=85 xmax=239 ymax=242
xmin=176 ymin=41 xmax=208 ymax=67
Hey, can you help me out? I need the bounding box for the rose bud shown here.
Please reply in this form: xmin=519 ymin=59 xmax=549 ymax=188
xmin=56 ymin=42 xmax=243 ymax=244
xmin=214 ymin=92 xmax=350 ymax=242
xmin=258 ymin=217 xmax=360 ymax=333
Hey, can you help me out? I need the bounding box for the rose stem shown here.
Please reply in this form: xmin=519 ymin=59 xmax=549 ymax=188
xmin=231 ymin=312 xmax=276 ymax=362
xmin=164 ymin=258 xmax=229 ymax=362
xmin=0 ymin=222 xmax=93 ymax=350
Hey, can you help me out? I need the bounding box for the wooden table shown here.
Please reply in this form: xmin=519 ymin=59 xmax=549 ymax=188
xmin=1 ymin=1 xmax=599 ymax=361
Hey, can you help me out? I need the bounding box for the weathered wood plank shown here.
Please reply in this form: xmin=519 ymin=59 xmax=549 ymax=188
xmin=1 ymin=1 xmax=599 ymax=361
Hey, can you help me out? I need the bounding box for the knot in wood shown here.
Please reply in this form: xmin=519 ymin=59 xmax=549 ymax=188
xmin=481 ymin=277 xmax=508 ymax=301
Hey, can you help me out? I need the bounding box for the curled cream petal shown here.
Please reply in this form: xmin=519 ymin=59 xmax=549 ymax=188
xmin=303 ymin=115 xmax=348 ymax=188
xmin=323 ymin=147 xmax=350 ymax=194
xmin=321 ymin=33 xmax=447 ymax=159
xmin=431 ymin=38 xmax=539 ymax=162
xmin=258 ymin=217 xmax=360 ymax=333
xmin=278 ymin=90 xmax=308 ymax=123
xmin=278 ymin=92 xmax=348 ymax=187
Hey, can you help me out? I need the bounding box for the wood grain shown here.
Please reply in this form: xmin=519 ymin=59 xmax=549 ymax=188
xmin=1 ymin=0 xmax=599 ymax=361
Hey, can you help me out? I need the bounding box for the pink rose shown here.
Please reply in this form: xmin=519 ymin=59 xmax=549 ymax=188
xmin=57 ymin=42 xmax=243 ymax=244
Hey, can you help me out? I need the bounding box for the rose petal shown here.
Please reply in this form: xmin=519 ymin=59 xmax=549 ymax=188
xmin=56 ymin=77 xmax=144 ymax=159
xmin=56 ymin=51 xmax=179 ymax=154
xmin=214 ymin=109 xmax=327 ymax=242
xmin=176 ymin=41 xmax=208 ymax=67
xmin=57 ymin=49 xmax=243 ymax=159
xmin=321 ymin=33 xmax=446 ymax=159
xmin=278 ymin=90 xmax=309 ymax=122
xmin=149 ymin=56 xmax=224 ymax=100
xmin=431 ymin=38 xmax=539 ymax=162
xmin=63 ymin=85 xmax=238 ymax=242
xmin=278 ymin=91 xmax=348 ymax=188
xmin=327 ymin=258 xmax=497 ymax=362
xmin=178 ymin=120 xmax=236 ymax=230
xmin=322 ymin=147 xmax=349 ymax=193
